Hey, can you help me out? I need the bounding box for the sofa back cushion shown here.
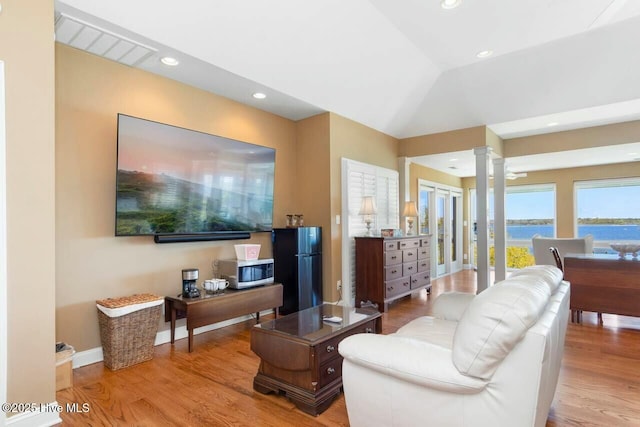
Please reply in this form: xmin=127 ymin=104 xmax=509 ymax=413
xmin=452 ymin=278 xmax=550 ymax=379
xmin=508 ymin=265 xmax=563 ymax=293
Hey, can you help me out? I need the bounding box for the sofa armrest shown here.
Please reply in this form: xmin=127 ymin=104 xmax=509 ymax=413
xmin=432 ymin=292 xmax=475 ymax=321
xmin=339 ymin=334 xmax=487 ymax=394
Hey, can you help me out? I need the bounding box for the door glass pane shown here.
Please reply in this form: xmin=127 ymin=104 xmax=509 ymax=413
xmin=419 ymin=188 xmax=430 ymax=235
xmin=437 ymin=195 xmax=445 ymax=267
xmin=451 ymin=196 xmax=457 ymax=263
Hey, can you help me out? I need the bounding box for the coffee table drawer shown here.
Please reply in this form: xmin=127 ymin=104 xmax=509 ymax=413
xmin=317 ymin=319 xmax=378 ymax=366
xmin=318 ymin=357 xmax=343 ymax=389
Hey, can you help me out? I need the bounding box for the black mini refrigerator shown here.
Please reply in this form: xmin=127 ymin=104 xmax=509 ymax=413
xmin=272 ymin=227 xmax=322 ymax=314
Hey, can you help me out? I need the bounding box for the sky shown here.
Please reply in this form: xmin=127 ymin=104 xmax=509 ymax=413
xmin=502 ymin=186 xmax=640 ymax=220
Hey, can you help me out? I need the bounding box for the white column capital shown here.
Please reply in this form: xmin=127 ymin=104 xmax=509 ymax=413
xmin=473 ymin=146 xmax=493 ymax=157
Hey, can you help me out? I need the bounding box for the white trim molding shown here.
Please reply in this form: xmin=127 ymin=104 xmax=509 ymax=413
xmin=1 ymin=61 xmax=8 ymax=427
xmin=4 ymin=402 xmax=62 ymax=427
xmin=73 ymin=309 xmax=275 ymax=368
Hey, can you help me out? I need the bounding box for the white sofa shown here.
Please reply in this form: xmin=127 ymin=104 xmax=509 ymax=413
xmin=339 ymin=265 xmax=569 ymax=427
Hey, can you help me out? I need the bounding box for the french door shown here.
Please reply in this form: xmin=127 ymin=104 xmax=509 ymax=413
xmin=419 ymin=180 xmax=462 ymax=277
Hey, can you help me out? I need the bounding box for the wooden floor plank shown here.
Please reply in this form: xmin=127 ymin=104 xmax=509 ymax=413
xmin=57 ymin=270 xmax=640 ymax=426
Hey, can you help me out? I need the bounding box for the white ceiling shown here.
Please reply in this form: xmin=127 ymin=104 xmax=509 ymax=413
xmin=55 ymin=0 xmax=640 ymax=177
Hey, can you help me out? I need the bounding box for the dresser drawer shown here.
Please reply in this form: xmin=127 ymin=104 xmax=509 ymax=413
xmin=411 ymin=272 xmax=431 ymax=289
xmin=317 ymin=319 xmax=378 ymax=365
xmin=403 ymin=261 xmax=418 ymax=276
xmin=420 ymin=238 xmax=431 ymax=248
xmin=385 ymin=250 xmax=402 ymax=265
xmin=385 ymin=241 xmax=398 ymax=251
xmin=417 ymin=246 xmax=429 ymax=259
xmin=418 ymin=259 xmax=430 ymax=272
xmin=399 ymin=239 xmax=420 ymax=249
xmin=402 ymin=248 xmax=418 ymax=262
xmin=384 ymin=264 xmax=402 ymax=281
xmin=385 ymin=277 xmax=410 ymax=298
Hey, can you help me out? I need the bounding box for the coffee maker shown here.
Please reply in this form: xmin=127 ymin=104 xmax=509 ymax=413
xmin=182 ymin=268 xmax=200 ymax=298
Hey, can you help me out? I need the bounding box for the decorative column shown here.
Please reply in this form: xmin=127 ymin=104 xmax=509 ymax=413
xmin=493 ymin=157 xmax=507 ymax=282
xmin=398 ymin=157 xmax=411 ymax=229
xmin=474 ymin=146 xmax=492 ymax=293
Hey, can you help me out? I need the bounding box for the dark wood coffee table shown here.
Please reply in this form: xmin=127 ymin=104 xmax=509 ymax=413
xmin=250 ymin=303 xmax=381 ymax=415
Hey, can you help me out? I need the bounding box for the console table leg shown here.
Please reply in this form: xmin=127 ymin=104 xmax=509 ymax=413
xmin=188 ymin=330 xmax=194 ymax=353
xmin=170 ymin=306 xmax=176 ymax=344
xmin=256 ymin=312 xmax=260 ymax=323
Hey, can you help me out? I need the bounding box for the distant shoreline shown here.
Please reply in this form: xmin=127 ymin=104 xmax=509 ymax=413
xmin=507 ymin=218 xmax=640 ymax=226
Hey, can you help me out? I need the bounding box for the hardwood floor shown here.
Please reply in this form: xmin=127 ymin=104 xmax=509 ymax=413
xmin=57 ymin=270 xmax=640 ymax=426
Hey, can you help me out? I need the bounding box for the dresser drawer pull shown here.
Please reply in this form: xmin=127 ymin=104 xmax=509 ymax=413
xmin=391 ymin=269 xmax=398 ymax=274
xmin=326 ymin=345 xmax=335 ymax=353
xmin=327 ymin=367 xmax=336 ymax=375
xmin=391 ymin=255 xmax=397 ymax=260
xmin=387 ymin=286 xmax=394 ymax=291
xmin=365 ymin=327 xmax=374 ymax=333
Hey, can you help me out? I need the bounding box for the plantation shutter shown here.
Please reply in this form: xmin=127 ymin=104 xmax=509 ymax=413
xmin=342 ymin=158 xmax=399 ymax=305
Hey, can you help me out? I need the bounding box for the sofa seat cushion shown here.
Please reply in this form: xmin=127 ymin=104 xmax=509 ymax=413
xmin=508 ymin=265 xmax=563 ymax=293
xmin=452 ymin=278 xmax=551 ymax=379
xmin=395 ymin=316 xmax=457 ymax=350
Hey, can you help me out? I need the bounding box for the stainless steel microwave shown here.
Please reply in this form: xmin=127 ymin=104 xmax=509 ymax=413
xmin=218 ymin=258 xmax=274 ymax=289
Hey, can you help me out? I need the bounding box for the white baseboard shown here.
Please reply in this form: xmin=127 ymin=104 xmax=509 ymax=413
xmin=5 ymin=402 xmax=62 ymax=427
xmin=72 ymin=309 xmax=274 ymax=369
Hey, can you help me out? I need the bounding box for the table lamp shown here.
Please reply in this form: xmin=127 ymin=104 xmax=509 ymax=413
xmin=402 ymin=201 xmax=419 ymax=236
xmin=359 ymin=196 xmax=377 ymax=236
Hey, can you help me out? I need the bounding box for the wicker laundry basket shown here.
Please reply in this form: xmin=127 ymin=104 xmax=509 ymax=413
xmin=96 ymin=293 xmax=164 ymax=370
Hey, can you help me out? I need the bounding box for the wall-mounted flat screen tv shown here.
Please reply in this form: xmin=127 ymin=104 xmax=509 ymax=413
xmin=115 ymin=114 xmax=275 ymax=238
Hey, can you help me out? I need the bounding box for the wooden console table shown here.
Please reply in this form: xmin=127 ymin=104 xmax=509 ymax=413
xmin=564 ymin=254 xmax=640 ymax=322
xmin=165 ymin=284 xmax=283 ymax=352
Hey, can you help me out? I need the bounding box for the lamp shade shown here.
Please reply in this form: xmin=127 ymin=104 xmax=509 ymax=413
xmin=402 ymin=201 xmax=418 ymax=217
xmin=359 ymin=196 xmax=377 ymax=215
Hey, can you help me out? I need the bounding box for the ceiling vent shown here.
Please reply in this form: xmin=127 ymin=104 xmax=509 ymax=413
xmin=55 ymin=13 xmax=157 ymax=67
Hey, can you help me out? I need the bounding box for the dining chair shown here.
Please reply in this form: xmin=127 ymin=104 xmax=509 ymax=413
xmin=549 ymin=246 xmax=602 ymax=324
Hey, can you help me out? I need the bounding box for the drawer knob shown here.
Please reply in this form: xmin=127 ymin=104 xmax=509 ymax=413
xmin=388 ymin=286 xmax=394 ymax=291
xmin=326 ymin=345 xmax=335 ymax=353
xmin=365 ymin=327 xmax=374 ymax=333
xmin=391 ymin=269 xmax=397 ymax=274
xmin=327 ymin=367 xmax=336 ymax=375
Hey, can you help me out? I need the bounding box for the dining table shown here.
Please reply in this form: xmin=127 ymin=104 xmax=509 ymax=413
xmin=563 ymin=253 xmax=640 ymax=323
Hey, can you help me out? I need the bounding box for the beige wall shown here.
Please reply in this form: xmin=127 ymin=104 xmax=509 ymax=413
xmin=399 ymin=126 xmax=487 ymax=157
xmin=56 ymin=44 xmax=298 ymax=351
xmin=0 ymin=0 xmax=56 ymax=407
xmin=504 ymin=120 xmax=640 ymax=157
xmin=295 ymin=113 xmax=332 ymax=299
xmin=328 ymin=113 xmax=399 ymax=301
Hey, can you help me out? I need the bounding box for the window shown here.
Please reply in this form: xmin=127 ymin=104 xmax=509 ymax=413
xmin=341 ymin=159 xmax=399 ymax=303
xmin=575 ymin=178 xmax=640 ymax=252
xmin=470 ymin=184 xmax=555 ymax=268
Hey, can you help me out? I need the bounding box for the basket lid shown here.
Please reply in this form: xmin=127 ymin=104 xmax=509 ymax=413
xmin=97 ymin=293 xmax=162 ymax=309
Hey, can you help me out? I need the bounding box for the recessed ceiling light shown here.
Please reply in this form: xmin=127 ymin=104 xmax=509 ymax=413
xmin=546 ymin=122 xmax=559 ymax=127
xmin=628 ymin=152 xmax=638 ymax=156
xmin=441 ymin=0 xmax=462 ymax=9
xmin=160 ymin=57 xmax=179 ymax=66
xmin=476 ymin=50 xmax=493 ymax=58
xmin=449 ymin=158 xmax=459 ymax=162
xmin=252 ymin=92 xmax=267 ymax=99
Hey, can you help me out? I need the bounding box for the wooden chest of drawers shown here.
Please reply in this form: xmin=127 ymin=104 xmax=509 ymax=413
xmin=355 ymin=235 xmax=432 ymax=312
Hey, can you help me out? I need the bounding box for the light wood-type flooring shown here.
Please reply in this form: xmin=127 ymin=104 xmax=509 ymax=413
xmin=57 ymin=270 xmax=640 ymax=426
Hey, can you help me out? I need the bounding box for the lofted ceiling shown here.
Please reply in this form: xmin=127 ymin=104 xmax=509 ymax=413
xmin=54 ymin=0 xmax=640 ymax=177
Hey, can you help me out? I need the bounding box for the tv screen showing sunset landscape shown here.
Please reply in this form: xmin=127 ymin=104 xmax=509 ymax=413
xmin=115 ymin=114 xmax=275 ymax=236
